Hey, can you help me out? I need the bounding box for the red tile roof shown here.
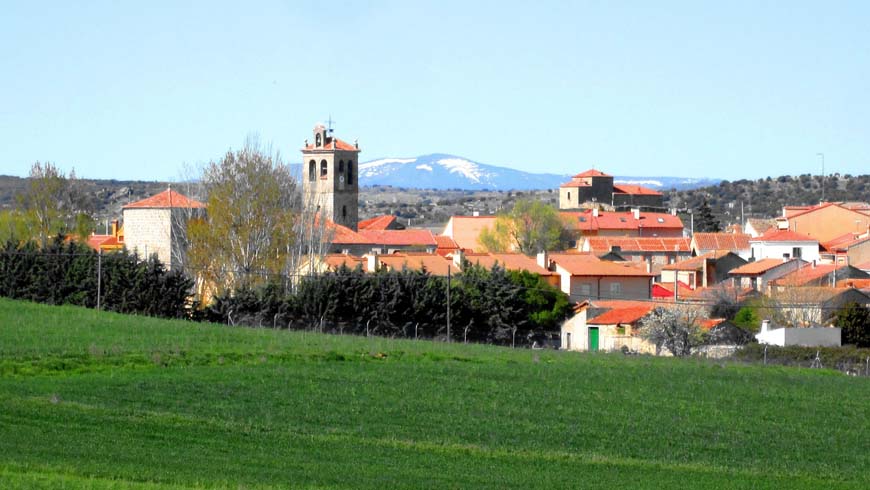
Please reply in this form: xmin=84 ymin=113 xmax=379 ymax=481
xmin=322 ymin=254 xmax=368 ymax=271
xmin=303 ymin=137 xmax=359 ymax=152
xmin=123 ymin=189 xmax=206 ymax=209
xmin=612 ymin=184 xmax=662 ymax=196
xmin=661 ymin=250 xmax=731 ymax=271
xmin=434 ymin=235 xmax=460 ymax=255
xmin=358 ymin=215 xmax=397 ymax=230
xmin=746 ymin=218 xmax=776 ymax=235
xmin=821 ymin=233 xmax=869 ymax=252
xmin=560 ymin=210 xmax=683 ymax=232
xmin=838 ymin=278 xmax=870 ymax=289
xmin=463 ymin=252 xmax=555 ymax=276
xmin=588 ymin=305 xmax=654 ymax=325
xmin=729 ymin=258 xmax=795 ymax=275
xmin=752 ymin=229 xmax=818 ymax=243
xmin=329 ymin=222 xmax=371 ymax=245
xmin=377 ymin=253 xmax=458 ymax=276
xmin=651 ymin=281 xmax=695 ymax=298
xmin=357 ymin=229 xmax=436 ymax=247
xmin=573 ymin=169 xmax=611 ymax=178
xmin=550 ymin=253 xmax=655 ymax=277
xmin=585 ymin=236 xmax=691 ymax=254
xmin=692 ymin=233 xmax=750 ymax=252
xmin=770 ymin=264 xmax=845 ymax=286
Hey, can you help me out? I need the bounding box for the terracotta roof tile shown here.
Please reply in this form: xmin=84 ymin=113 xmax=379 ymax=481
xmin=323 ymin=254 xmax=368 ymax=271
xmin=357 ymin=229 xmax=436 ymax=247
xmin=661 ymin=250 xmax=731 ymax=271
xmin=692 ymin=233 xmax=750 ymax=252
xmin=464 ymin=252 xmax=555 ymax=276
xmin=588 ymin=305 xmax=654 ymax=325
xmin=358 ymin=215 xmax=397 ymax=230
xmin=123 ymin=189 xmax=205 ymax=209
xmin=838 ymin=278 xmax=870 ymax=289
xmin=729 ymin=258 xmax=797 ymax=275
xmin=377 ymin=253 xmax=458 ymax=276
xmin=572 ymin=169 xmax=611 ymax=178
xmin=303 ymin=137 xmax=359 ymax=152
xmin=752 ymin=229 xmax=818 ymax=243
xmin=821 ymin=233 xmax=869 ymax=252
xmin=771 ymin=264 xmax=844 ymax=286
xmin=585 ymin=236 xmax=690 ymax=253
xmin=612 ymin=184 xmax=662 ymax=196
xmin=550 ymin=253 xmax=654 ymax=277
xmin=560 ymin=210 xmax=683 ymax=232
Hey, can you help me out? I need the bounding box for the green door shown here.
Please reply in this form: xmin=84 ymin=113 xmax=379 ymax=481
xmin=588 ymin=327 xmax=599 ymax=351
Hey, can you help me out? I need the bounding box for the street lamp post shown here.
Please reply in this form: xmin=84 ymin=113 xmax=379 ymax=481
xmin=817 ymin=153 xmax=825 ymax=202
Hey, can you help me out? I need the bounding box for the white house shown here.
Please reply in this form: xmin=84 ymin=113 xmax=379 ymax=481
xmin=755 ymin=320 xmax=841 ymax=347
xmin=749 ymin=229 xmax=820 ymax=263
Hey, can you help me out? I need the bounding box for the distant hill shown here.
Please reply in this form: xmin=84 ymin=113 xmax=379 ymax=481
xmin=665 ymin=173 xmax=870 ymax=223
xmin=355 ymin=154 xmax=721 ymax=191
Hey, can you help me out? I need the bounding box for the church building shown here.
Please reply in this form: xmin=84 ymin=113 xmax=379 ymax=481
xmin=302 ymin=123 xmax=360 ymax=230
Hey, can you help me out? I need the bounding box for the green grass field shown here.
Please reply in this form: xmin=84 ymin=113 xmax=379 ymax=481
xmin=1 ymin=297 xmax=868 ymax=489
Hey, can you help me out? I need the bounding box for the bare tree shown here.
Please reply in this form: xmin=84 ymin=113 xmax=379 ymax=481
xmin=19 ymin=162 xmax=94 ymax=246
xmin=639 ymin=305 xmax=705 ymax=357
xmin=187 ymin=138 xmax=299 ymax=294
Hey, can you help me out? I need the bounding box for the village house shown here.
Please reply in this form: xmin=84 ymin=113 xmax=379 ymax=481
xmin=691 ymin=232 xmax=752 ymax=260
xmin=744 ymin=218 xmax=776 ymax=238
xmin=748 ymin=229 xmax=820 ymax=263
xmin=541 ymin=252 xmax=654 ymax=302
xmin=769 ymin=263 xmax=870 ymax=289
xmin=775 ymin=202 xmax=870 ymax=244
xmin=768 ymin=286 xmax=870 ymax=326
xmin=441 ymin=215 xmax=497 ymax=252
xmin=820 ymin=232 xmax=870 ymax=266
xmin=660 ymin=251 xmax=747 ymax=290
xmin=728 ymin=258 xmax=807 ymax=292
xmin=560 ymin=208 xmax=684 ymax=249
xmin=579 ymin=236 xmax=692 ymax=274
xmin=85 ymin=219 xmax=124 ymax=253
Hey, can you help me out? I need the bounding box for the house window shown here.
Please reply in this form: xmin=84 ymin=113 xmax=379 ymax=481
xmin=315 ymin=133 xmax=322 ymax=147
xmin=320 ymin=160 xmax=328 ymax=178
xmin=609 ymin=282 xmax=622 ymax=298
xmin=792 ymin=247 xmax=802 ymax=259
xmin=567 ymin=191 xmax=571 ymax=202
xmin=308 ymin=160 xmax=316 ymax=181
xmin=347 ymin=161 xmax=354 ymax=185
xmin=566 ymin=332 xmax=571 ymax=350
xmin=578 ymin=284 xmax=591 ymax=297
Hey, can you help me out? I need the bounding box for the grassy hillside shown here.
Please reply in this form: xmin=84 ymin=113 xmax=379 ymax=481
xmin=0 ymin=298 xmax=868 ymax=489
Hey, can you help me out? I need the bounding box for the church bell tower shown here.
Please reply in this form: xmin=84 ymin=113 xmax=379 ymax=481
xmin=301 ymin=123 xmax=360 ymax=230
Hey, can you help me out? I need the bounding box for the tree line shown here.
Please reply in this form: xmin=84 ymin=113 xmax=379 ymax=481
xmin=200 ymin=262 xmax=570 ymax=346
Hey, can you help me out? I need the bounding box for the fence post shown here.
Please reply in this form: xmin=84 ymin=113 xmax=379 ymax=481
xmin=96 ymin=249 xmax=102 ymax=310
xmin=763 ymin=345 xmax=767 ymax=365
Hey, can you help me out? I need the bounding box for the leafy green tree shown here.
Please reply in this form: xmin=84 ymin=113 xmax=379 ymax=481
xmin=733 ymin=306 xmax=761 ymax=332
xmin=17 ymin=162 xmax=95 ymax=246
xmin=479 ymin=199 xmax=565 ymax=254
xmin=507 ymin=269 xmax=570 ymax=330
xmin=835 ymin=302 xmax=870 ymax=347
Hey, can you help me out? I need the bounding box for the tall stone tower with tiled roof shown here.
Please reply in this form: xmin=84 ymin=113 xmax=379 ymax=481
xmin=302 ymin=123 xmax=360 ymax=230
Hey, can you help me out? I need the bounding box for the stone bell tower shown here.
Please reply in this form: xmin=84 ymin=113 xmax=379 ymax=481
xmin=301 ymin=123 xmax=360 ymax=230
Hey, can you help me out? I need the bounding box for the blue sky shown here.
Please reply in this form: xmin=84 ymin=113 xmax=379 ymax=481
xmin=1 ymin=1 xmax=868 ymax=181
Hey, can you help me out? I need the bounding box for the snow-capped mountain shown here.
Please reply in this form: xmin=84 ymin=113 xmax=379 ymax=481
xmin=355 ymin=154 xmax=719 ymax=191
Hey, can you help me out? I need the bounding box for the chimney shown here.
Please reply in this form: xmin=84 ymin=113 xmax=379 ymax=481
xmin=366 ymin=253 xmax=379 ymax=273
xmin=111 ymin=220 xmax=119 ymax=237
xmin=592 ymin=207 xmax=599 ymax=217
xmin=472 ymin=211 xmax=480 ymax=217
xmin=452 ymin=249 xmax=465 ymax=270
xmin=761 ymin=319 xmax=770 ymax=333
xmin=632 ymin=208 xmax=640 ymax=220
xmin=536 ymin=251 xmax=549 ymax=270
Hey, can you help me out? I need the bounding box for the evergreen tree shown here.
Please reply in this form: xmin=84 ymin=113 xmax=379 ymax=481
xmin=835 ymin=302 xmax=870 ymax=347
xmin=696 ymin=199 xmax=721 ymax=232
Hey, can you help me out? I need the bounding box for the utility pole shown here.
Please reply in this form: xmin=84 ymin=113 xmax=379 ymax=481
xmin=446 ymin=266 xmax=451 ymax=342
xmin=96 ymin=249 xmax=102 ymax=310
xmin=817 ymin=153 xmax=825 ymax=202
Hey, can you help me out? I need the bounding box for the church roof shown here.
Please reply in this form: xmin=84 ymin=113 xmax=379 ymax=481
xmin=303 ymin=137 xmax=359 ymax=152
xmin=123 ymin=189 xmax=206 ymax=209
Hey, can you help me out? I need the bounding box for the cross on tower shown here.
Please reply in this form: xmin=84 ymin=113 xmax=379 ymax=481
xmin=326 ymin=115 xmax=336 ymax=134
